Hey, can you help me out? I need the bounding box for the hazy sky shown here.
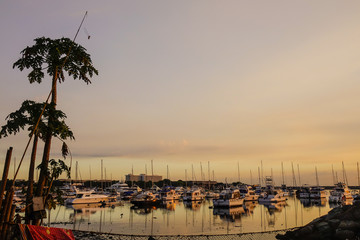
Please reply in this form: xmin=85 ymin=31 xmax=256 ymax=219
xmin=1 ymin=1 xmax=360 ymax=185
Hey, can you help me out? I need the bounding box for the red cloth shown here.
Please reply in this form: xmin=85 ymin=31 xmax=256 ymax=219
xmin=26 ymin=225 xmax=75 ymax=240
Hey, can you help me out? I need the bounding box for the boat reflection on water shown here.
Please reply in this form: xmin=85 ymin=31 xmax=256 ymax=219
xmin=300 ymin=198 xmax=326 ymax=207
xmin=213 ymin=206 xmax=246 ymax=222
xmin=262 ymin=201 xmax=287 ymax=214
xmin=184 ymin=200 xmax=203 ymax=211
xmin=130 ymin=200 xmax=179 ymax=214
xmin=329 ymin=199 xmax=353 ymax=209
xmin=67 ymin=203 xmax=111 ymax=220
xmin=243 ymin=201 xmax=258 ymax=215
xmin=131 ymin=206 xmax=154 ymax=215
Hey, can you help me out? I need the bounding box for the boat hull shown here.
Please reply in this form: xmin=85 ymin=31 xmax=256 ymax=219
xmin=213 ymin=198 xmax=244 ymax=208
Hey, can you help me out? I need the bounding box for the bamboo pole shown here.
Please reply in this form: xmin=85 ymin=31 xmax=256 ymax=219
xmin=2 ymin=203 xmax=16 ymax=240
xmin=0 ymin=147 xmax=12 ymax=213
xmin=0 ymin=188 xmax=13 ymax=237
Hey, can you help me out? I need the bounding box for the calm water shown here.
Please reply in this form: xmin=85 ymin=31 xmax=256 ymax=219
xmin=47 ymin=195 xmax=346 ymax=235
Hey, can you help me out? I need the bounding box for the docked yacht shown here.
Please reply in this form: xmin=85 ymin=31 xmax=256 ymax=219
xmin=130 ymin=191 xmax=161 ymax=207
xmin=65 ymin=189 xmax=112 ymax=205
xmin=182 ymin=188 xmax=205 ymax=201
xmin=258 ymin=176 xmax=286 ymax=203
xmin=297 ymin=185 xmax=311 ymax=198
xmin=329 ymin=182 xmax=353 ymax=203
xmin=213 ymin=189 xmax=244 ymax=207
xmin=159 ymin=188 xmax=180 ymax=201
xmin=309 ymin=186 xmax=326 ymax=199
xmin=239 ymin=185 xmax=259 ymax=202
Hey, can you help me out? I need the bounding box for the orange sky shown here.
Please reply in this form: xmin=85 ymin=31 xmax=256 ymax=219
xmin=1 ymin=1 xmax=360 ymax=185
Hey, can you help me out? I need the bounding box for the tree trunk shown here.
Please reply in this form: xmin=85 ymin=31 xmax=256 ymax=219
xmin=36 ymin=70 xmax=58 ymax=198
xmin=25 ymin=134 xmax=38 ymax=224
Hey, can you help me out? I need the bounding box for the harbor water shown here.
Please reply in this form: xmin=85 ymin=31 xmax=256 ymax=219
xmin=46 ymin=194 xmax=346 ymax=236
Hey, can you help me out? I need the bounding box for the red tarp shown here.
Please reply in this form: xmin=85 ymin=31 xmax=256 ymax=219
xmin=21 ymin=224 xmax=75 ymax=240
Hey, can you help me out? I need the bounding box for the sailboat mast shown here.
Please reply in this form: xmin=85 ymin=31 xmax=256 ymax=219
xmin=332 ymin=165 xmax=336 ymax=185
xmin=258 ymin=167 xmax=261 ymax=186
xmin=75 ymin=161 xmax=78 ymax=182
xmin=237 ymin=162 xmax=240 ymax=184
xmin=250 ymin=169 xmax=253 ymax=185
xmin=291 ymin=162 xmax=297 ymax=187
xmin=342 ymin=161 xmax=348 ymax=186
xmin=151 ymin=159 xmax=154 ymax=189
xmin=208 ymin=161 xmax=210 ymax=190
xmin=281 ymin=162 xmax=285 ymax=185
xmin=89 ymin=165 xmax=92 ymax=188
xmin=357 ymin=162 xmax=360 ymax=186
xmin=185 ymin=169 xmax=188 ymax=188
xmin=297 ymin=164 xmax=301 ymax=186
xmin=315 ymin=166 xmax=319 ymax=186
xmin=101 ymin=159 xmax=103 ymax=189
xmin=131 ymin=164 xmax=134 ymax=187
xmin=261 ymin=161 xmax=264 ymax=186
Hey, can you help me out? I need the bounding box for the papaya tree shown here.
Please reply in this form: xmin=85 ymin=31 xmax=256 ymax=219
xmin=0 ymin=100 xmax=74 ymax=223
xmin=13 ymin=37 xmax=98 ymax=197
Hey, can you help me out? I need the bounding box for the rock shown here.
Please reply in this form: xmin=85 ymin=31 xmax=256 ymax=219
xmin=297 ymin=225 xmax=314 ymax=236
xmin=328 ymin=219 xmax=340 ymax=229
xmin=338 ymin=220 xmax=360 ymax=231
xmin=351 ymin=206 xmax=360 ymax=220
xmin=335 ymin=229 xmax=355 ymax=240
xmin=326 ymin=206 xmax=343 ymax=220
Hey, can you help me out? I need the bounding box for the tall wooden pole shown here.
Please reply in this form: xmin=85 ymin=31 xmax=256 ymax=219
xmin=0 ymin=147 xmax=12 ymax=213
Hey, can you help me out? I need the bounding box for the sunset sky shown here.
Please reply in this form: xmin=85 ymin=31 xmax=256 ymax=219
xmin=1 ymin=1 xmax=360 ymax=186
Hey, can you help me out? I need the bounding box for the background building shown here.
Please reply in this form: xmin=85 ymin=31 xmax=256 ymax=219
xmin=125 ymin=174 xmax=162 ymax=182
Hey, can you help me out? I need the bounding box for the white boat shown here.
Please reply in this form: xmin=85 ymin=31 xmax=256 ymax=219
xmin=159 ymin=188 xmax=180 ymax=201
xmin=182 ymin=188 xmax=205 ymax=201
xmin=239 ymin=185 xmax=259 ymax=202
xmin=109 ymin=181 xmax=129 ymax=193
xmin=329 ymin=182 xmax=353 ymax=203
xmin=309 ymin=186 xmax=326 ymax=199
xmin=213 ymin=189 xmax=244 ymax=207
xmin=65 ymin=189 xmax=112 ymax=205
xmin=205 ymin=191 xmax=220 ymax=199
xmin=258 ymin=189 xmax=286 ymax=203
xmin=258 ymin=176 xmax=286 ymax=203
xmin=130 ymin=191 xmax=161 ymax=207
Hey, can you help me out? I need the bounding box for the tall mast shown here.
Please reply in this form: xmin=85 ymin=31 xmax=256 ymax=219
xmin=185 ymin=169 xmax=188 ymax=188
xmin=315 ymin=166 xmax=319 ymax=186
xmin=342 ymin=161 xmax=348 ymax=185
xmin=105 ymin=168 xmax=107 ymax=189
xmin=281 ymin=162 xmax=285 ymax=185
xmin=261 ymin=161 xmax=264 ymax=186
xmin=357 ymin=162 xmax=360 ymax=186
xmin=131 ymin=164 xmax=134 ymax=187
xmin=332 ymin=165 xmax=336 ymax=185
xmin=151 ymin=159 xmax=154 ymax=189
xmin=167 ymin=165 xmax=169 ymax=180
xmin=297 ymin=164 xmax=301 ymax=186
xmin=200 ymin=162 xmax=204 ymax=182
xmin=208 ymin=161 xmax=210 ymax=190
xmin=89 ymin=165 xmax=92 ymax=188
xmin=75 ymin=161 xmax=78 ymax=182
xmin=250 ymin=169 xmax=253 ymax=185
xmin=258 ymin=167 xmax=261 ymax=186
xmin=101 ymin=159 xmax=103 ymax=190
xmin=291 ymin=162 xmax=297 ymax=187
